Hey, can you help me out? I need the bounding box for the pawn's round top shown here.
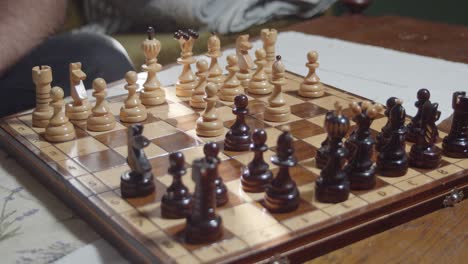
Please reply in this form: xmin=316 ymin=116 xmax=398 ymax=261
xmin=234 ymin=94 xmax=248 ymax=108
xmin=252 ymin=129 xmax=267 ymax=145
xmin=255 ymin=48 xmax=266 ymax=59
xmin=51 ymin=86 xmax=64 ymax=101
xmin=203 ymin=142 xmax=219 ymax=158
xmin=417 ymin=88 xmax=430 ymax=101
xmin=386 ymin=96 xmax=398 ymax=108
xmin=125 ymin=71 xmax=138 ymax=85
xmin=276 ymin=55 xmax=281 ymax=61
xmin=196 ymin=59 xmax=209 ymax=72
xmin=169 ymin=152 xmax=185 ymax=168
xmin=307 ymin=51 xmax=318 ymax=63
xmin=147 ymin=26 xmax=155 ymax=40
xmin=272 ymin=55 xmax=285 ymax=73
xmin=227 ymin=54 xmax=238 ymax=66
xmin=92 ymin=78 xmax=106 ymax=92
xmin=205 ymin=83 xmax=218 ymax=97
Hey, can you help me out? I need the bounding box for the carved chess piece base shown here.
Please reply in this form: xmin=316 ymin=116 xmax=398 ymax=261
xmin=348 ymin=167 xmax=376 ymax=190
xmin=176 ymin=82 xmax=196 ymax=97
xmin=224 ymin=136 xmax=251 ymax=151
xmin=120 ymin=106 xmax=147 ymax=123
xmin=66 ymin=103 xmax=91 ymax=128
xmin=376 ymin=158 xmax=408 ymax=177
xmin=298 ymin=83 xmax=325 ymax=98
xmin=248 ymin=81 xmax=272 ymax=95
xmin=443 ymin=137 xmax=468 ymax=158
xmin=409 ymin=145 xmax=442 ymax=169
xmin=315 ymin=177 xmax=350 ymax=203
xmin=161 ymin=196 xmax=192 ymax=219
xmin=140 ymin=90 xmax=166 ymax=106
xmin=120 ymin=171 xmax=155 ymax=198
xmin=190 ymin=96 xmax=206 ymax=109
xmin=32 ymin=111 xmax=53 ymax=128
xmin=264 ymin=105 xmax=290 ymax=122
xmin=87 ymin=113 xmax=115 ymax=132
xmin=196 ymin=118 xmax=223 ymax=137
xmin=264 ymin=187 xmax=300 ymax=213
xmin=45 ymin=123 xmax=76 ymax=142
xmin=241 ymin=168 xmax=273 ymax=193
xmin=185 ymin=215 xmax=223 ymax=244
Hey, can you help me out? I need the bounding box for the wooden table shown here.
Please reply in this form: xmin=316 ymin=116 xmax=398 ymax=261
xmin=289 ymin=15 xmax=468 ymax=263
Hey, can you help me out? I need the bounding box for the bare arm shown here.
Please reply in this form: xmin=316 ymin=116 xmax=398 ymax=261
xmin=0 ymin=0 xmax=67 ymax=77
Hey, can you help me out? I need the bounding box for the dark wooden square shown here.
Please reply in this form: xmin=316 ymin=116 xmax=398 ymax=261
xmin=74 ymin=150 xmax=126 ymax=173
xmin=95 ymin=129 xmax=128 ymax=148
xmin=152 ymin=132 xmax=200 ymax=152
xmin=290 ymin=102 xmax=328 ymax=119
xmin=286 ymin=119 xmax=325 ymax=139
xmin=271 ymin=164 xmax=318 ymax=186
xmin=218 ymin=159 xmax=244 ymax=182
xmin=271 ymin=140 xmax=317 ymax=162
xmin=223 ymin=115 xmax=270 ymax=131
xmin=165 ymin=113 xmax=200 ymax=131
xmin=149 ymin=154 xmax=171 ymax=177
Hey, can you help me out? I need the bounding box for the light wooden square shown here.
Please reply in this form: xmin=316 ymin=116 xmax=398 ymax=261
xmin=41 ymin=146 xmax=68 ymax=161
xmin=370 ymin=117 xmax=387 ymax=132
xmin=299 ymin=158 xmax=321 ymax=175
xmin=394 ymin=175 xmax=434 ymax=191
xmin=264 ymin=127 xmax=284 ymax=147
xmin=143 ymin=121 xmax=179 ymax=139
xmin=107 ymin=101 xmax=123 ymax=116
xmin=262 ymin=114 xmax=301 ymax=127
xmin=56 ymin=137 xmax=108 ymax=157
xmin=303 ymin=133 xmax=327 ymax=149
xmin=239 ymin=223 xmax=290 ymax=247
xmin=443 ymin=156 xmax=463 ymax=164
xmin=86 ymin=122 xmax=126 ymax=137
xmin=94 ymin=165 xmax=130 ymax=189
xmin=18 ymin=115 xmax=46 ymax=134
xmin=321 ymin=197 xmax=368 ymax=216
xmin=216 ymin=106 xmax=236 ymax=122
xmin=148 ymin=103 xmax=195 ymax=119
xmin=192 ymin=238 xmax=248 ymax=263
xmin=120 ymin=210 xmax=159 ymax=234
xmin=425 ymin=164 xmax=463 ymax=180
xmin=218 ymin=203 xmax=278 ymax=236
xmin=114 ymin=143 xmax=166 ymax=159
xmin=98 ymin=191 xmax=134 ymax=214
xmin=175 ymin=254 xmax=200 ymax=264
xmin=148 ymin=231 xmax=190 ymax=259
xmin=56 ymin=159 xmax=88 ymax=177
xmin=282 ymin=210 xmax=330 ymax=231
xmin=225 ymin=179 xmax=262 ymax=203
xmin=185 ymin=127 xmax=228 ymax=143
xmin=309 ymin=95 xmax=350 ymax=110
xmin=7 ymin=119 xmax=36 ymax=136
xmin=258 ymin=93 xmax=305 ymax=106
xmin=307 ymin=114 xmax=326 ymax=127
xmin=76 ymin=174 xmax=110 ymax=194
xmin=378 ymin=168 xmax=421 ymax=184
xmin=456 ymin=159 xmax=468 ymax=169
xmin=138 ymin=202 xmax=185 ymax=230
xmin=359 ymin=185 xmax=402 ymax=203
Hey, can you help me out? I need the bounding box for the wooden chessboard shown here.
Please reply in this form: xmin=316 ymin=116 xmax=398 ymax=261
xmin=1 ymin=72 xmax=467 ymax=263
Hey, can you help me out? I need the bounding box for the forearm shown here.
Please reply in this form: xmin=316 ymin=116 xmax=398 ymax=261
xmin=0 ymin=0 xmax=67 ymax=76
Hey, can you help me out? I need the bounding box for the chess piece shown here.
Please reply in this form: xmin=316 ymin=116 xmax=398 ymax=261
xmin=298 ymin=51 xmax=325 ymax=98
xmin=264 ymin=126 xmax=300 ymax=213
xmin=224 ymin=95 xmax=251 ymax=151
xmin=161 ymin=152 xmax=192 ymax=219
xmin=315 ymin=133 xmax=330 ymax=169
xmin=87 ymin=78 xmax=116 ymax=132
xmin=375 ymin=97 xmax=399 ymax=152
xmin=120 ymin=71 xmax=148 ymax=123
xmin=315 ymin=102 xmax=350 ymax=203
xmin=236 ymin=34 xmax=254 ymax=90
xmin=248 ymin=48 xmax=273 ymax=95
xmin=190 ymin=60 xmax=209 ymax=109
xmin=264 ymin=56 xmax=291 ymax=122
xmin=66 ymin=62 xmax=92 ymax=128
xmin=140 ymin=26 xmax=166 ymax=106
xmin=196 ymin=83 xmax=224 ymax=137
xmin=443 ymin=91 xmax=468 ymax=158
xmin=406 ymin=89 xmax=431 ymax=142
xmin=185 ymin=158 xmax=223 ymax=244
xmin=345 ymin=101 xmax=383 ymax=190
xmin=376 ymin=99 xmax=409 ymax=177
xmin=206 ymin=32 xmax=224 ymax=86
xmin=409 ymin=101 xmax=442 ymax=168
xmin=219 ymin=54 xmax=243 ymax=102
xmin=175 ymin=29 xmax=198 ymax=97
xmin=241 ymin=129 xmax=273 ymax=193
xmin=31 ymin=65 xmax=53 ymax=127
xmin=45 ymin=87 xmax=76 ymax=142
xmin=121 ymin=124 xmax=155 ymax=198
xmin=203 ymin=142 xmax=228 ymax=207
xmin=260 ymin=28 xmax=278 ymax=77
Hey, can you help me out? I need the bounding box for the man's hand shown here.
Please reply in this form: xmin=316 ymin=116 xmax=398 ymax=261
xmin=0 ymin=0 xmax=67 ymax=77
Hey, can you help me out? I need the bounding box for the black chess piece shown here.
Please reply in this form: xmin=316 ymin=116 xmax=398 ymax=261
xmin=121 ymin=124 xmax=155 ymax=198
xmin=241 ymin=129 xmax=273 ymax=193
xmin=315 ymin=103 xmax=350 ymax=203
xmin=185 ymin=158 xmax=223 ymax=244
xmin=315 ymin=111 xmax=334 ymax=169
xmin=224 ymin=94 xmax=251 ymax=151
xmin=409 ymin=102 xmax=442 ymax=168
xmin=406 ymin=89 xmax=431 ymax=142
xmin=376 ymin=97 xmax=398 ymax=152
xmin=376 ymin=101 xmax=409 ymax=176
xmin=345 ymin=102 xmax=382 ymax=190
xmin=161 ymin=152 xmax=192 ymax=219
xmin=443 ymin=91 xmax=468 ymax=158
xmin=264 ymin=127 xmax=300 ymax=213
xmin=203 ymin=142 xmax=228 ymax=206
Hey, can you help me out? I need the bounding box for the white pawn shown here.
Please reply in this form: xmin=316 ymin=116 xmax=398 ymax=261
xmin=248 ymin=48 xmax=272 ymax=95
xmin=45 ymin=86 xmax=76 ymax=142
xmin=196 ymin=83 xmax=224 ymax=137
xmin=264 ymin=56 xmax=290 ymax=122
xmin=120 ymin=71 xmax=147 ymax=123
xmin=298 ymin=51 xmax=325 ymax=98
xmin=219 ymin=54 xmax=243 ymax=102
xmin=190 ymin=60 xmax=209 ymax=109
xmin=87 ymin=78 xmax=116 ymax=132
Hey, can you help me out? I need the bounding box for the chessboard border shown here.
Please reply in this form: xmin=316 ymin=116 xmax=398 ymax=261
xmin=1 ymin=75 xmax=468 ymax=263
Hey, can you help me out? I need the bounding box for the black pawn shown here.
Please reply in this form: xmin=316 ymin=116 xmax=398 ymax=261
xmin=121 ymin=124 xmax=155 ymax=198
xmin=315 ymin=106 xmax=350 ymax=203
xmin=443 ymin=91 xmax=468 ymax=158
xmin=185 ymin=159 xmax=223 ymax=244
xmin=376 ymin=102 xmax=409 ymax=176
xmin=224 ymin=95 xmax=251 ymax=151
xmin=264 ymin=127 xmax=300 ymax=213
xmin=204 ymin=142 xmax=228 ymax=206
xmin=409 ymin=102 xmax=442 ymax=168
xmin=406 ymin=89 xmax=431 ymax=142
xmin=241 ymin=129 xmax=273 ymax=193
xmin=376 ymin=97 xmax=398 ymax=152
xmin=161 ymin=152 xmax=192 ymax=219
